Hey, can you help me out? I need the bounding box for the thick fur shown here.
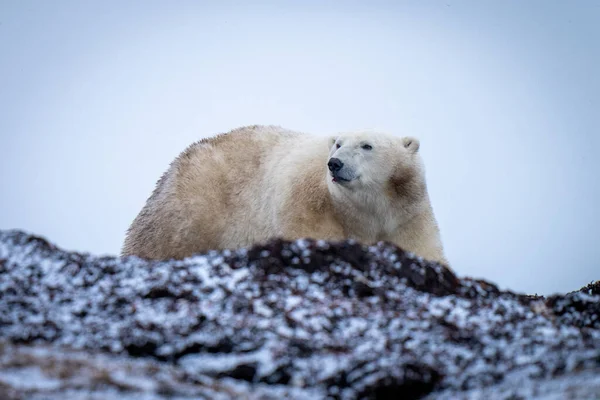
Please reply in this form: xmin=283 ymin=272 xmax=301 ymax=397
xmin=122 ymin=125 xmax=448 ymax=265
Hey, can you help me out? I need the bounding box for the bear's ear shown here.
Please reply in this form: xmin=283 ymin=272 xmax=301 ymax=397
xmin=402 ymin=136 xmax=420 ymax=153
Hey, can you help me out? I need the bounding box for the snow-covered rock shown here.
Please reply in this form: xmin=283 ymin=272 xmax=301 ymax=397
xmin=0 ymin=230 xmax=598 ymax=399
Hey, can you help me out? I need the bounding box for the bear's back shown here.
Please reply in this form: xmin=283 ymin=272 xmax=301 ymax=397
xmin=170 ymin=126 xmax=311 ymax=252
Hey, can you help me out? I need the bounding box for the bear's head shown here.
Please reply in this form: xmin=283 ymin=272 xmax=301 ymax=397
xmin=326 ymin=132 xmax=426 ymax=202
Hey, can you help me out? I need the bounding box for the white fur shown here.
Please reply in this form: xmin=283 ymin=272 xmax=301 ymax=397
xmin=122 ymin=125 xmax=448 ymax=265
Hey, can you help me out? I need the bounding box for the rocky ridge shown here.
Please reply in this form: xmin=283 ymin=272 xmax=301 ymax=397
xmin=0 ymin=230 xmax=598 ymax=399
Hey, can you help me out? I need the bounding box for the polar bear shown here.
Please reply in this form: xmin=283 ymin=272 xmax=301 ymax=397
xmin=122 ymin=125 xmax=448 ymax=265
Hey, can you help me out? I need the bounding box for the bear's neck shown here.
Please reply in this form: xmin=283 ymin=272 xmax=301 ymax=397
xmin=327 ymin=181 xmax=426 ymax=242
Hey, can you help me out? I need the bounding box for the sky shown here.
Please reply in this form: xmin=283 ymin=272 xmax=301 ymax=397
xmin=0 ymin=1 xmax=598 ymax=295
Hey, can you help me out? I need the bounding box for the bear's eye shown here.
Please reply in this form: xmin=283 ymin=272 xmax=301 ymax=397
xmin=361 ymin=144 xmax=373 ymax=150
xmin=336 ymin=143 xmax=341 ymax=149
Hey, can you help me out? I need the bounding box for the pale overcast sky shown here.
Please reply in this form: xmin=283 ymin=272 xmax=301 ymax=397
xmin=1 ymin=1 xmax=598 ymax=295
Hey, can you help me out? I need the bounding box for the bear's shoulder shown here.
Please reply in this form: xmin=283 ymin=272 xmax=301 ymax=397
xmin=180 ymin=125 xmax=300 ymax=159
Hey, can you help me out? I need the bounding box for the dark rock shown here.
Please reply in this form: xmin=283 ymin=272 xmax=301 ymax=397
xmin=0 ymin=229 xmax=599 ymax=399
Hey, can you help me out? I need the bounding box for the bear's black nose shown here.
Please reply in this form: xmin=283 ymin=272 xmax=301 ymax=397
xmin=328 ymin=158 xmax=344 ymax=172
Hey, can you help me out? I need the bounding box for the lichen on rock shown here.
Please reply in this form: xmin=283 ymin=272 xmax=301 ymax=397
xmin=0 ymin=230 xmax=599 ymax=399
